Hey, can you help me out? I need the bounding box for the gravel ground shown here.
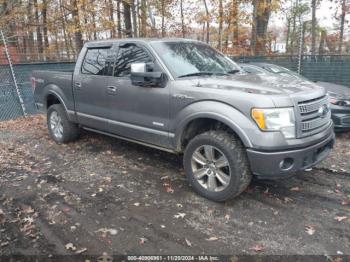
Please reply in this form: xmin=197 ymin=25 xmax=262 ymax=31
xmin=0 ymin=115 xmax=349 ymax=259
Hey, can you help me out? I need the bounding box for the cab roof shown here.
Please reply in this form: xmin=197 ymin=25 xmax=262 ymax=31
xmin=84 ymin=38 xmax=202 ymax=48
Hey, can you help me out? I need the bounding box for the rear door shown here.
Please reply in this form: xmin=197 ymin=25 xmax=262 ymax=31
xmin=73 ymin=47 xmax=113 ymax=130
xmin=106 ymin=42 xmax=171 ymax=147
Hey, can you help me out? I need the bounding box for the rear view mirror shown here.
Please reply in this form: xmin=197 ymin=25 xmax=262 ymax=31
xmin=130 ymin=63 xmax=165 ymax=87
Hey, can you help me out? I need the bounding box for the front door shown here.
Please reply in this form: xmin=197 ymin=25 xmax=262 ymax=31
xmin=107 ymin=43 xmax=170 ymax=147
xmin=74 ymin=47 xmax=112 ymax=131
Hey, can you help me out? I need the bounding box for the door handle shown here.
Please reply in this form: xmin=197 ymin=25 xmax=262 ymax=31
xmin=107 ymin=86 xmax=118 ymax=95
xmin=75 ymin=82 xmax=82 ymax=89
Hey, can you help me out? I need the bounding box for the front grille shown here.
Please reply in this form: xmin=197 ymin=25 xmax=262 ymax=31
xmin=342 ymin=116 xmax=350 ymax=124
xmin=297 ymin=96 xmax=331 ymax=136
xmin=298 ymin=96 xmax=328 ymax=115
xmin=301 ymin=114 xmax=331 ymax=131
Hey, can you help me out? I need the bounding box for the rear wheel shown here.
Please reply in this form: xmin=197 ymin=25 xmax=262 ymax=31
xmin=184 ymin=130 xmax=252 ymax=202
xmin=47 ymin=104 xmax=79 ymax=143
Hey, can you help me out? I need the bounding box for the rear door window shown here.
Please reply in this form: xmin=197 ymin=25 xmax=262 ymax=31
xmin=81 ymin=48 xmax=111 ymax=76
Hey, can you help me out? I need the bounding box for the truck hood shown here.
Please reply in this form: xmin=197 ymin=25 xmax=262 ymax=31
xmin=189 ymin=73 xmax=324 ymax=95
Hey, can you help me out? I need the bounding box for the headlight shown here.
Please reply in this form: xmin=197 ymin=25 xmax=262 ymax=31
xmin=328 ymin=92 xmax=350 ymax=106
xmin=251 ymin=108 xmax=295 ymax=138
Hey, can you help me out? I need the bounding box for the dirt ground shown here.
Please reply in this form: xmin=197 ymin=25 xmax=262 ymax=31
xmin=0 ymin=115 xmax=349 ymax=259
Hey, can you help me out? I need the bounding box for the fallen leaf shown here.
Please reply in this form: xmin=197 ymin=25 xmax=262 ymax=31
xmin=139 ymin=237 xmax=147 ymax=245
xmin=305 ymin=225 xmax=315 ymax=235
xmin=334 ymin=216 xmax=347 ymax=222
xmin=250 ymin=244 xmax=265 ymax=252
xmin=341 ymin=199 xmax=349 ymax=206
xmin=95 ymin=228 xmax=118 ymax=236
xmin=65 ymin=243 xmax=76 ymax=251
xmin=174 ymin=213 xmax=186 ymax=219
xmin=185 ymin=238 xmax=192 ymax=247
xmin=75 ymin=247 xmax=87 ymax=254
xmin=206 ymin=236 xmax=219 ymax=241
xmin=23 ymin=216 xmax=34 ymax=224
xmin=1 ymin=241 xmax=9 ymax=247
xmin=23 ymin=206 xmax=35 ymax=214
xmin=166 ymin=186 xmax=174 ymax=193
xmin=284 ymin=197 xmax=293 ymax=203
xmin=0 ymin=209 xmax=5 ymax=224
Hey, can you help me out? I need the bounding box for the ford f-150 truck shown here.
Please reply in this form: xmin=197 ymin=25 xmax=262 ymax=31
xmin=32 ymin=38 xmax=335 ymax=201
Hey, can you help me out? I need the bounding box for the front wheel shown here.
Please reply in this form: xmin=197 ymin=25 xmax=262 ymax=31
xmin=183 ymin=131 xmax=252 ymax=202
xmin=47 ymin=104 xmax=79 ymax=143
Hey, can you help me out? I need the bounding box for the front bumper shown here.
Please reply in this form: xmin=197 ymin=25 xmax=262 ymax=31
xmin=330 ymin=104 xmax=350 ymax=131
xmin=246 ymin=131 xmax=335 ymax=179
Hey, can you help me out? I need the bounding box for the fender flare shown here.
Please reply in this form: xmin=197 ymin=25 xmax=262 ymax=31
xmin=173 ymin=101 xmax=254 ymax=150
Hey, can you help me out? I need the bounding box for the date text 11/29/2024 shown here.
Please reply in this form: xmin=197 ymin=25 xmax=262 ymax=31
xmin=127 ymin=255 xmax=220 ymax=261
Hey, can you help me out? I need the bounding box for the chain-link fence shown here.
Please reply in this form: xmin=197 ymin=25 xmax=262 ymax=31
xmin=1 ymin=38 xmax=350 ymax=122
xmin=233 ymin=55 xmax=350 ymax=87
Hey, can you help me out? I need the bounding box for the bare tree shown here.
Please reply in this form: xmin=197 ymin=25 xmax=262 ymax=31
xmin=203 ymin=0 xmax=210 ymax=43
xmin=123 ymin=0 xmax=132 ymax=37
xmin=117 ymin=0 xmax=122 ymax=38
xmin=131 ymin=0 xmax=138 ymax=37
xmin=217 ymin=0 xmax=223 ymax=50
xmin=311 ymin=0 xmax=316 ymax=57
xmin=33 ymin=0 xmax=43 ymax=60
xmin=251 ymin=0 xmax=272 ymax=55
xmin=72 ymin=0 xmax=84 ymax=52
xmin=338 ymin=0 xmax=346 ymax=54
xmin=180 ymin=0 xmax=185 ymax=37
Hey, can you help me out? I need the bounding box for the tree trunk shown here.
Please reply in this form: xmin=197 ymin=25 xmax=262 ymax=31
xmin=203 ymin=0 xmax=210 ymax=43
xmin=72 ymin=0 xmax=84 ymax=53
xmin=117 ymin=0 xmax=122 ymax=38
xmin=161 ymin=0 xmax=165 ymax=37
xmin=140 ymin=0 xmax=147 ymax=37
xmin=290 ymin=1 xmax=298 ymax=56
xmin=311 ymin=0 xmax=316 ymax=57
xmin=91 ymin=0 xmax=97 ymax=40
xmin=28 ymin=3 xmax=35 ymax=61
xmin=251 ymin=0 xmax=272 ymax=55
xmin=33 ymin=0 xmax=43 ymax=60
xmin=180 ymin=0 xmax=185 ymax=38
xmin=338 ymin=0 xmax=346 ymax=54
xmin=131 ymin=0 xmax=138 ymax=37
xmin=285 ymin=17 xmax=290 ymax=53
xmin=217 ymin=0 xmax=223 ymax=50
xmin=108 ymin=0 xmax=116 ymax=38
xmin=123 ymin=1 xmax=132 ymax=37
xmin=42 ymin=0 xmax=49 ymax=60
xmin=318 ymin=30 xmax=326 ymax=57
xmin=232 ymin=0 xmax=239 ymax=47
xmin=59 ymin=0 xmax=71 ymax=59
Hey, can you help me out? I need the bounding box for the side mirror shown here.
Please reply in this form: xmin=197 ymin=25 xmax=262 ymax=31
xmin=131 ymin=63 xmax=164 ymax=87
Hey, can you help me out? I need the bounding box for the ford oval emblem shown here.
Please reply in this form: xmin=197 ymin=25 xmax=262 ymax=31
xmin=318 ymin=104 xmax=329 ymax=118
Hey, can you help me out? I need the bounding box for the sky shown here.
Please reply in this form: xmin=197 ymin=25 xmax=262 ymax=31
xmin=272 ymin=1 xmax=349 ymax=35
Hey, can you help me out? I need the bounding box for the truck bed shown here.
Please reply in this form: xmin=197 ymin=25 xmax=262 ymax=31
xmin=32 ymin=70 xmax=75 ymax=112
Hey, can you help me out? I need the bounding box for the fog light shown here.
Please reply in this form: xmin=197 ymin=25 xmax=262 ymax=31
xmin=279 ymin=158 xmax=294 ymax=171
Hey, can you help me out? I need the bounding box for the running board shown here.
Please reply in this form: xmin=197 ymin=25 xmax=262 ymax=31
xmin=82 ymin=127 xmax=177 ymax=154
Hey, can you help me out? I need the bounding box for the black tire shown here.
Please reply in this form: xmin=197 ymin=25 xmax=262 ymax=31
xmin=183 ymin=130 xmax=252 ymax=202
xmin=47 ymin=104 xmax=79 ymax=144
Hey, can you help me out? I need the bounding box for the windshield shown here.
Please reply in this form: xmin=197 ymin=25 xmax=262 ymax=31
xmin=263 ymin=64 xmax=307 ymax=80
xmin=150 ymin=41 xmax=241 ymax=78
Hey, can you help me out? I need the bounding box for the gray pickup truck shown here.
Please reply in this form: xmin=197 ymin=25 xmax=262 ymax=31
xmin=32 ymin=38 xmax=335 ymax=201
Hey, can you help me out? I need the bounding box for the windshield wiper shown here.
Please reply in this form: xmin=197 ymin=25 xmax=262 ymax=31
xmin=178 ymin=72 xmax=228 ymax=78
xmin=178 ymin=72 xmax=214 ymax=78
xmin=226 ymin=69 xmax=240 ymax=74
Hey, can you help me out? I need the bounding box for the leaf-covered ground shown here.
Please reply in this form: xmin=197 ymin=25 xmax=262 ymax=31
xmin=0 ymin=115 xmax=349 ymax=259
